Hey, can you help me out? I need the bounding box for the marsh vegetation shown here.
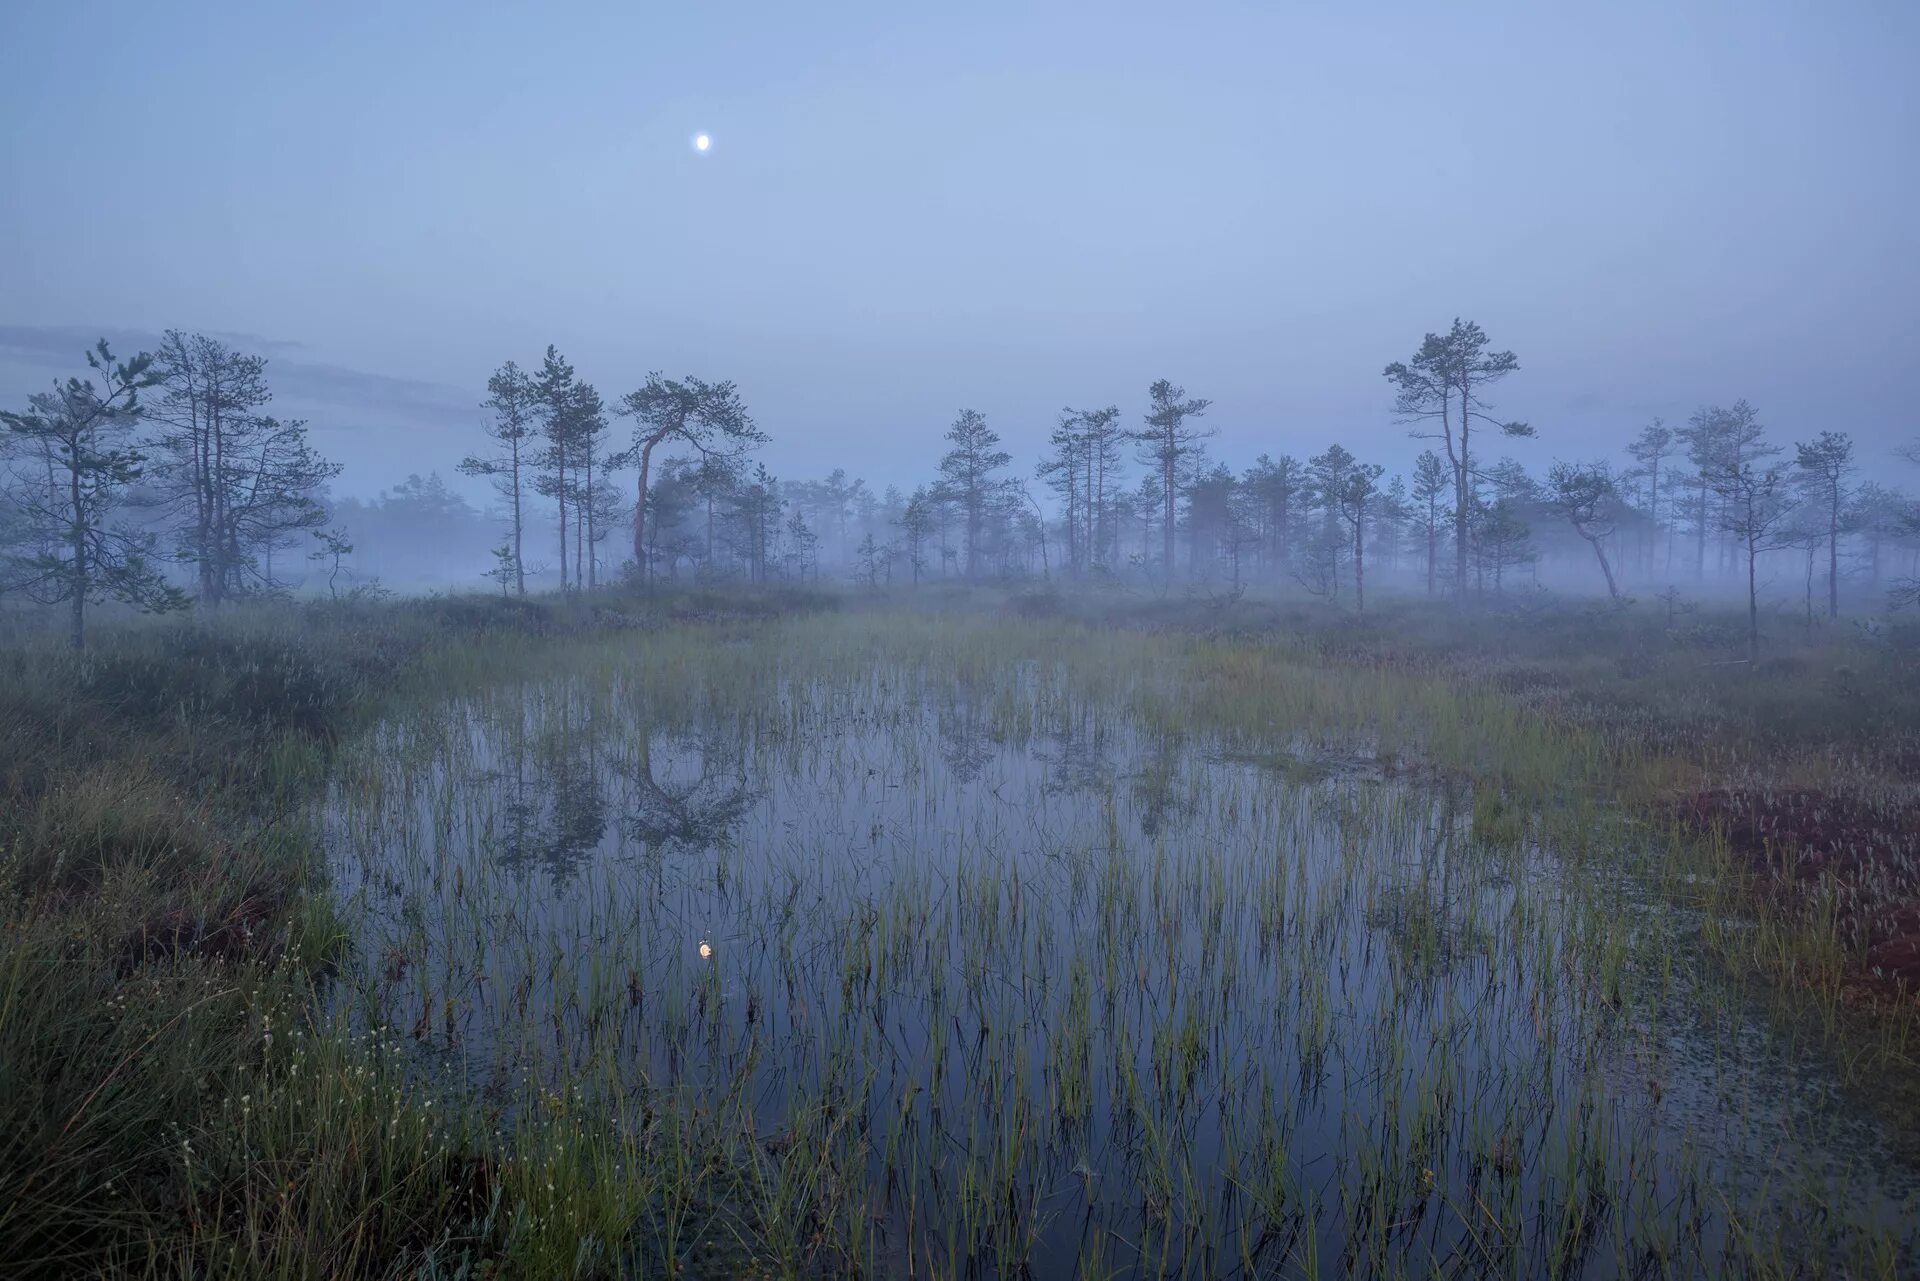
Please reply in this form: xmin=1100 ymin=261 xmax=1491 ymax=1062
xmin=325 ymin=612 xmax=1919 ymax=1277
xmin=7 ymin=5 xmax=1917 ymax=1275
xmin=4 ymin=590 xmax=1917 ymax=1278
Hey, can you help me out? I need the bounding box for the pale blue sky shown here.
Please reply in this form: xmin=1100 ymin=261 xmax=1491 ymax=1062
xmin=3 ymin=1 xmax=1916 ymax=496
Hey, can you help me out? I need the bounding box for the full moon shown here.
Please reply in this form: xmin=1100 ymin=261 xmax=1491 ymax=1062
xmin=693 ymin=133 xmax=711 ymax=152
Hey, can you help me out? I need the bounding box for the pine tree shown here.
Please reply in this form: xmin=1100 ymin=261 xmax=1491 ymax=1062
xmin=936 ymin=409 xmax=1011 ymax=579
xmin=1132 ymin=380 xmax=1212 ymax=583
xmin=1037 ymin=410 xmax=1089 ymax=577
xmin=617 ymin=375 xmax=763 ymax=585
xmin=570 ymin=381 xmax=615 ymax=589
xmin=1794 ymin=430 xmax=1854 ymax=620
xmin=1472 ymin=499 xmax=1535 ymax=596
xmin=149 ymin=331 xmax=338 ymax=603
xmin=1242 ymin=453 xmax=1302 ymax=576
xmin=1077 ymin=406 xmax=1126 ymax=572
xmin=460 ymin=360 xmax=539 ymax=596
xmin=1626 ymin=419 xmax=1675 ymax=577
xmin=1545 ymin=461 xmax=1625 ymax=601
xmin=1712 ymin=451 xmax=1798 ymax=661
xmin=1330 ymin=456 xmax=1384 ymax=610
xmin=1385 ymin=320 xmax=1531 ymax=599
xmin=1411 ymin=450 xmax=1449 ymax=594
xmin=1 ymin=340 xmax=187 ymax=648
xmin=899 ymin=486 xmax=935 ymax=585
xmin=533 ymin=346 xmax=582 ymax=590
xmin=724 ymin=463 xmax=782 ymax=583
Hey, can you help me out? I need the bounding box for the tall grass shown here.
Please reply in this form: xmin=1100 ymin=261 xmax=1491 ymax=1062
xmin=2 ymin=586 xmax=1914 ymax=1276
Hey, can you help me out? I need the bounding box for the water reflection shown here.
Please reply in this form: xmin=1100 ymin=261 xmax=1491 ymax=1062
xmin=934 ymin=696 xmax=996 ymax=783
xmin=1130 ymin=733 xmax=1195 ymax=838
xmin=619 ymin=730 xmax=755 ymax=853
xmin=326 ymin=670 xmax=1919 ymax=1277
xmin=476 ymin=687 xmax=757 ymax=877
xmin=492 ymin=685 xmax=608 ymax=879
xmin=1034 ymin=714 xmax=1118 ymax=796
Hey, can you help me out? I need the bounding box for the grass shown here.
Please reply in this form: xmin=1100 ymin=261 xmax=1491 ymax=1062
xmin=1000 ymin=584 xmax=1920 ymax=1008
xmin=0 ymin=587 xmax=824 ymax=1277
xmin=2 ymin=583 xmax=1915 ymax=1277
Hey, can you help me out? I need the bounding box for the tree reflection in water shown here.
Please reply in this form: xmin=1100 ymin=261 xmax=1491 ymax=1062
xmin=934 ymin=697 xmax=996 ymax=783
xmin=1035 ymin=716 xmax=1118 ymax=797
xmin=620 ymin=728 xmax=755 ymax=853
xmin=1130 ymin=732 xmax=1194 ymax=838
xmin=494 ymin=683 xmax=609 ymax=880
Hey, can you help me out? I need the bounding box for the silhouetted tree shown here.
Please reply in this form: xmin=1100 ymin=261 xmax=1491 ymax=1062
xmin=1410 ymin=450 xmax=1449 ymax=595
xmin=899 ymin=486 xmax=935 ymax=585
xmin=568 ymin=381 xmax=616 ymax=588
xmin=1794 ymin=430 xmax=1854 ymax=620
xmin=309 ymin=526 xmax=357 ymax=600
xmin=724 ymin=463 xmax=782 ymax=583
xmin=1077 ymin=406 xmax=1126 ymax=572
xmin=1711 ymin=451 xmax=1798 ymax=661
xmin=149 ymin=331 xmax=338 ymax=603
xmin=1133 ymin=380 xmax=1212 ymax=583
xmin=1306 ymin=444 xmax=1357 ymax=601
xmin=1129 ymin=473 xmax=1161 ymax=574
xmin=641 ymin=457 xmax=702 ymax=579
xmin=1681 ymin=400 xmax=1771 ymax=579
xmin=1374 ymin=473 xmax=1410 ymax=575
xmin=1 ymin=340 xmax=186 ymax=648
xmin=1331 ymin=456 xmax=1385 ymax=611
xmin=1242 ymin=453 xmax=1303 ymax=576
xmin=533 ymin=347 xmax=583 ymax=590
xmin=781 ymin=508 xmax=818 ymax=581
xmin=853 ymin=532 xmax=887 ymax=587
xmin=1545 ymin=461 xmax=1625 ymax=601
xmin=1012 ymin=480 xmax=1050 ymax=580
xmin=1851 ymin=482 xmax=1911 ymax=590
xmin=936 ymin=409 xmax=1011 ymax=579
xmin=1184 ymin=463 xmax=1238 ymax=579
xmin=1626 ymin=419 xmax=1675 ymax=577
xmin=1385 ymin=320 xmax=1531 ymax=598
xmin=484 ymin=542 xmax=517 ymax=595
xmin=617 ymin=375 xmax=763 ymax=585
xmin=1224 ymin=470 xmax=1263 ymax=590
xmin=1472 ymin=498 xmax=1534 ymax=596
xmin=1037 ymin=410 xmax=1089 ymax=576
xmin=461 ymin=361 xmax=538 ymax=595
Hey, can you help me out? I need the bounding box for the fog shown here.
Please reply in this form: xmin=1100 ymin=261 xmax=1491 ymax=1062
xmin=3 ymin=5 xmax=1917 ymax=527
xmin=13 ymin=10 xmax=1920 ymax=1276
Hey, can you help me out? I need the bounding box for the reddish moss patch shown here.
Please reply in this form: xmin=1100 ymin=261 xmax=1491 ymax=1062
xmin=1682 ymin=788 xmax=1920 ymax=1002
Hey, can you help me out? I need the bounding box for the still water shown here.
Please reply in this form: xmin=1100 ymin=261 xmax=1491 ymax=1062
xmin=326 ymin=662 xmax=1916 ymax=1276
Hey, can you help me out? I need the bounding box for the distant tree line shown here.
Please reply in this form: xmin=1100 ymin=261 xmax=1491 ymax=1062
xmin=1 ymin=334 xmax=339 ymax=646
xmin=594 ymin=317 xmax=1911 ymax=667
xmin=8 ymin=322 xmax=1919 ymax=657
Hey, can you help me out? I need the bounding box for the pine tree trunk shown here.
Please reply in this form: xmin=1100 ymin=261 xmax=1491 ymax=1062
xmin=1425 ymin=511 xmax=1436 ymax=595
xmin=1454 ymin=385 xmax=1470 ymax=601
xmin=1353 ymin=506 xmax=1366 ymax=613
xmin=556 ymin=450 xmax=569 ymax=592
xmin=68 ymin=450 xmax=86 ymax=650
xmin=1828 ymin=500 xmax=1840 ymax=619
xmin=1591 ymin=536 xmax=1619 ymax=602
xmin=511 ymin=444 xmax=525 ymax=596
xmin=633 ymin=443 xmax=655 ymax=586
xmin=1162 ymin=441 xmax=1176 ymax=585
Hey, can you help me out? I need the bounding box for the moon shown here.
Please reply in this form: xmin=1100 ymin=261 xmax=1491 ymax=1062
xmin=693 ymin=133 xmax=711 ymax=153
